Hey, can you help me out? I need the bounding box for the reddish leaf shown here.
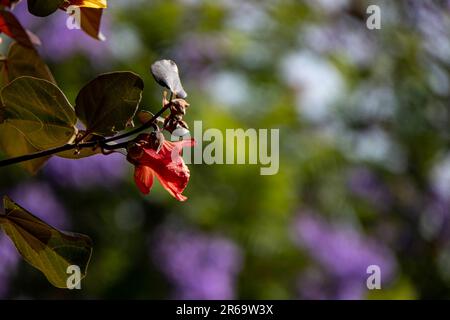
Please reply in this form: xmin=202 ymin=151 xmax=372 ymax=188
xmin=60 ymin=1 xmax=106 ymax=40
xmin=0 ymin=0 xmax=21 ymax=8
xmin=0 ymin=10 xmax=34 ymax=48
xmin=79 ymin=7 xmax=105 ymax=40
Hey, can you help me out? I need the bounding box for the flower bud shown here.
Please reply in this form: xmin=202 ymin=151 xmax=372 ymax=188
xmin=149 ymin=130 xmax=165 ymax=153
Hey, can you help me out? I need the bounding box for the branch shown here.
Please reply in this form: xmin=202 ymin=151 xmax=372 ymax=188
xmin=0 ymin=98 xmax=172 ymax=168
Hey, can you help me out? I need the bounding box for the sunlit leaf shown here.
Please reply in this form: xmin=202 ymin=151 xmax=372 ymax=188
xmin=75 ymin=71 xmax=144 ymax=136
xmin=27 ymin=0 xmax=64 ymax=17
xmin=0 ymin=10 xmax=35 ymax=48
xmin=60 ymin=1 xmax=106 ymax=39
xmin=1 ymin=76 xmax=77 ymax=149
xmin=151 ymin=59 xmax=187 ymax=98
xmin=1 ymin=42 xmax=55 ymax=84
xmin=0 ymin=123 xmax=50 ymax=173
xmin=0 ymin=196 xmax=93 ymax=288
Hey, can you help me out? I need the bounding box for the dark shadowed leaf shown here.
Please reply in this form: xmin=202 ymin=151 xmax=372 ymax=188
xmin=0 ymin=122 xmax=50 ymax=173
xmin=0 ymin=196 xmax=93 ymax=288
xmin=27 ymin=0 xmax=65 ymax=17
xmin=150 ymin=59 xmax=187 ymax=98
xmin=0 ymin=10 xmax=35 ymax=48
xmin=75 ymin=71 xmax=144 ymax=136
xmin=1 ymin=42 xmax=55 ymax=84
xmin=1 ymin=76 xmax=77 ymax=149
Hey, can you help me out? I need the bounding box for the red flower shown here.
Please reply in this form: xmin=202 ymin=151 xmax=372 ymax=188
xmin=128 ymin=136 xmax=195 ymax=201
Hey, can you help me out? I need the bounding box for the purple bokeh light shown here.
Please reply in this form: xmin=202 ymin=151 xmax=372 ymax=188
xmin=9 ymin=181 xmax=69 ymax=229
xmin=11 ymin=1 xmax=111 ymax=63
xmin=292 ymin=212 xmax=397 ymax=299
xmin=347 ymin=167 xmax=392 ymax=211
xmin=152 ymin=225 xmax=243 ymax=299
xmin=44 ymin=153 xmax=128 ymax=189
xmin=0 ymin=234 xmax=20 ymax=298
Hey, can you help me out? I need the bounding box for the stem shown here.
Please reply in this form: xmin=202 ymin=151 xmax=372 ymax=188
xmin=0 ymin=93 xmax=173 ymax=168
xmin=0 ymin=144 xmax=75 ymax=167
xmin=104 ymin=100 xmax=171 ymax=143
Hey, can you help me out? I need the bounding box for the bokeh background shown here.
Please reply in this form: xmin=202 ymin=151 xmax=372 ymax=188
xmin=1 ymin=0 xmax=450 ymax=299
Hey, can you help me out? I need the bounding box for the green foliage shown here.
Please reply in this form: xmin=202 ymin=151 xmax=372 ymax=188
xmin=1 ymin=76 xmax=77 ymax=149
xmin=27 ymin=0 xmax=64 ymax=17
xmin=1 ymin=42 xmax=55 ymax=84
xmin=75 ymin=72 xmax=144 ymax=136
xmin=0 ymin=123 xmax=49 ymax=173
xmin=0 ymin=196 xmax=93 ymax=288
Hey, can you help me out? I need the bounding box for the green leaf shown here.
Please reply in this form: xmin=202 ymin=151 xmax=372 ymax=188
xmin=151 ymin=59 xmax=187 ymax=98
xmin=0 ymin=122 xmax=50 ymax=174
xmin=0 ymin=196 xmax=93 ymax=288
xmin=75 ymin=71 xmax=144 ymax=136
xmin=1 ymin=42 xmax=56 ymax=85
xmin=27 ymin=0 xmax=65 ymax=17
xmin=1 ymin=76 xmax=77 ymax=149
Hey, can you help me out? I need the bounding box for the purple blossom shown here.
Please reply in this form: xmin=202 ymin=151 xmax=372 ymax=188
xmin=173 ymin=34 xmax=226 ymax=80
xmin=347 ymin=167 xmax=392 ymax=210
xmin=152 ymin=226 xmax=243 ymax=299
xmin=12 ymin=1 xmax=111 ymax=63
xmin=0 ymin=234 xmax=20 ymax=299
xmin=421 ymin=193 xmax=450 ymax=241
xmin=44 ymin=153 xmax=128 ymax=189
xmin=407 ymin=0 xmax=450 ymax=63
xmin=292 ymin=212 xmax=397 ymax=299
xmin=9 ymin=181 xmax=69 ymax=229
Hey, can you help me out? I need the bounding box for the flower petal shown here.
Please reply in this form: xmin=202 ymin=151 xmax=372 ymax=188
xmin=134 ymin=165 xmax=154 ymax=195
xmin=154 ymin=172 xmax=188 ymax=202
xmin=130 ymin=139 xmax=195 ymax=201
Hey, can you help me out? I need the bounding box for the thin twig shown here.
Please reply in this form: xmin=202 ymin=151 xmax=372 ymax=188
xmin=0 ymin=92 xmax=173 ymax=168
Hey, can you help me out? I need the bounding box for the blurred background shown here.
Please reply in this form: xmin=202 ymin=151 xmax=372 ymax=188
xmin=1 ymin=0 xmax=450 ymax=299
